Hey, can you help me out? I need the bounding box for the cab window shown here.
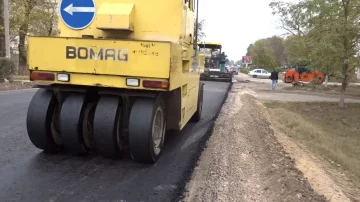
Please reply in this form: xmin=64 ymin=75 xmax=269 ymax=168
xmin=184 ymin=0 xmax=194 ymax=11
xmin=184 ymin=0 xmax=190 ymax=9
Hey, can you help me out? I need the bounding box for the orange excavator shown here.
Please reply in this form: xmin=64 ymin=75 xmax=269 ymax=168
xmin=283 ymin=67 xmax=325 ymax=85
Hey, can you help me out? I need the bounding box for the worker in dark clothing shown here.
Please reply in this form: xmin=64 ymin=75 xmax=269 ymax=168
xmin=219 ymin=52 xmax=228 ymax=72
xmin=270 ymin=69 xmax=279 ymax=90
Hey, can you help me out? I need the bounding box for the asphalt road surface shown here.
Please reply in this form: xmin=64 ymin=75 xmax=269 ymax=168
xmin=0 ymin=81 xmax=230 ymax=202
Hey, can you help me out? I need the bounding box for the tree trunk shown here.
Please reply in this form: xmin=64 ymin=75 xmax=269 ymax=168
xmin=0 ymin=28 xmax=5 ymax=57
xmin=18 ymin=23 xmax=28 ymax=74
xmin=18 ymin=0 xmax=38 ymax=74
xmin=18 ymin=2 xmax=33 ymax=75
xmin=339 ymin=87 xmax=345 ymax=108
xmin=48 ymin=25 xmax=53 ymax=36
xmin=339 ymin=0 xmax=350 ymax=108
xmin=0 ymin=0 xmax=6 ymax=57
xmin=47 ymin=13 xmax=54 ymax=36
xmin=339 ymin=64 xmax=349 ymax=108
xmin=325 ymin=75 xmax=328 ymax=88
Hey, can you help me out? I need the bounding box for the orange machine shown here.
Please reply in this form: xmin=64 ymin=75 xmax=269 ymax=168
xmin=284 ymin=68 xmax=325 ymax=84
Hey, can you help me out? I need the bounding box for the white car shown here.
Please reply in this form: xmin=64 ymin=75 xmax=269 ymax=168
xmin=248 ymin=69 xmax=271 ymax=79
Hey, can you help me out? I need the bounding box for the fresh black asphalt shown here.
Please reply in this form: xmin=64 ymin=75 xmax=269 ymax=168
xmin=0 ymin=81 xmax=231 ymax=202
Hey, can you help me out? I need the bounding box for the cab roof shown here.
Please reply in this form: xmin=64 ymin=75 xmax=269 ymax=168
xmin=197 ymin=42 xmax=222 ymax=50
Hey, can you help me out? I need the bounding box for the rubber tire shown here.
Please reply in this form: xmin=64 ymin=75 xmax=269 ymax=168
xmin=253 ymin=75 xmax=257 ymax=78
xmin=26 ymin=88 xmax=62 ymax=153
xmin=93 ymin=95 xmax=124 ymax=158
xmin=129 ymin=95 xmax=166 ymax=164
xmin=286 ymin=76 xmax=294 ymax=83
xmin=60 ymin=93 xmax=89 ymax=155
xmin=191 ymin=82 xmax=204 ymax=122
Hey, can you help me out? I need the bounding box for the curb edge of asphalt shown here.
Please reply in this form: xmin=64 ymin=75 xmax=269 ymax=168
xmin=0 ymin=88 xmax=38 ymax=94
xmin=174 ymin=81 xmax=234 ymax=202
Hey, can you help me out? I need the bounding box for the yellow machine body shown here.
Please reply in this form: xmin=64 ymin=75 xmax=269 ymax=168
xmin=27 ymin=0 xmax=204 ymax=130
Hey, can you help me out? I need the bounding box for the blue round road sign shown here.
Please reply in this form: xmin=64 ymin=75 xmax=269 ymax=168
xmin=60 ymin=0 xmax=96 ymax=30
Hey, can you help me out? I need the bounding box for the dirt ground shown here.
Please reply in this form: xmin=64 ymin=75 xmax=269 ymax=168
xmin=0 ymin=81 xmax=35 ymax=91
xmin=235 ymin=73 xmax=360 ymax=103
xmin=267 ymin=102 xmax=360 ymax=202
xmin=183 ymin=74 xmax=359 ymax=202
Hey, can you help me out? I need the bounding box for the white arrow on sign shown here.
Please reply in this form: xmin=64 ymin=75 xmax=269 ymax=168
xmin=64 ymin=4 xmax=95 ymax=15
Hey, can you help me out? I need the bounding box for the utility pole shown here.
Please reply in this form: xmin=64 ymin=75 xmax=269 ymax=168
xmin=3 ymin=0 xmax=10 ymax=58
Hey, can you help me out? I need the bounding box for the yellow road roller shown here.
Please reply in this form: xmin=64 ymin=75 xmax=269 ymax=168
xmin=26 ymin=0 xmax=205 ymax=164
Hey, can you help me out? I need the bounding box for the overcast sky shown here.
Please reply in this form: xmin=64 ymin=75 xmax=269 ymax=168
xmin=198 ymin=0 xmax=296 ymax=61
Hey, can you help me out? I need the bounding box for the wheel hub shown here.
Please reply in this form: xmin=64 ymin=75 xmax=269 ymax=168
xmin=152 ymin=107 xmax=164 ymax=155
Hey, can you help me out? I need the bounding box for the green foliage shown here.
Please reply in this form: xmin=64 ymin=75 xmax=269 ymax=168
xmin=247 ymin=37 xmax=280 ymax=70
xmin=0 ymin=57 xmax=15 ymax=82
xmin=240 ymin=68 xmax=249 ymax=74
xmin=246 ymin=44 xmax=253 ymax=56
xmin=8 ymin=0 xmax=59 ymax=73
xmin=283 ymin=36 xmax=310 ymax=66
xmin=10 ymin=0 xmax=58 ymax=37
xmin=194 ymin=19 xmax=206 ymax=42
xmin=269 ymin=0 xmax=360 ymax=107
xmin=275 ymin=67 xmax=283 ymax=72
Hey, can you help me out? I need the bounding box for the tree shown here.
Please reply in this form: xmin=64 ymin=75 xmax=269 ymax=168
xmin=28 ymin=0 xmax=59 ymax=36
xmin=268 ymin=36 xmax=286 ymax=66
xmin=246 ymin=36 xmax=285 ymax=70
xmin=283 ymin=35 xmax=310 ymax=67
xmin=249 ymin=39 xmax=277 ymax=70
xmin=15 ymin=0 xmax=37 ymax=73
xmin=194 ymin=19 xmax=206 ymax=42
xmin=270 ymin=0 xmax=360 ymax=108
xmin=0 ymin=0 xmax=5 ymax=57
xmin=8 ymin=0 xmax=59 ymax=74
xmin=226 ymin=60 xmax=235 ymax=66
xmin=269 ymin=1 xmax=310 ymax=37
xmin=246 ymin=44 xmax=253 ymax=56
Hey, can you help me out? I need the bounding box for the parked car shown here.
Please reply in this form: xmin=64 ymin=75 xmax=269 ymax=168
xmin=248 ymin=69 xmax=271 ymax=79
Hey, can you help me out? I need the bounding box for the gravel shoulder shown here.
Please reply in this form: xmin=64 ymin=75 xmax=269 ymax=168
xmin=183 ymin=84 xmax=327 ymax=202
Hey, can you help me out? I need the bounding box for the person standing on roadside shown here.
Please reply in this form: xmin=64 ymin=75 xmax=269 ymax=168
xmin=270 ymin=69 xmax=279 ymax=90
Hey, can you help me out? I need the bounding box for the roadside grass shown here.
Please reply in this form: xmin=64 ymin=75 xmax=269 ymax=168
xmin=265 ymin=102 xmax=360 ymax=187
xmin=283 ymin=84 xmax=360 ymax=97
xmin=240 ymin=68 xmax=249 ymax=74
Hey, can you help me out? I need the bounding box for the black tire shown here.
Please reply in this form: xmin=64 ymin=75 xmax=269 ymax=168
xmin=93 ymin=95 xmax=125 ymax=158
xmin=26 ymin=89 xmax=62 ymax=153
xmin=286 ymin=76 xmax=294 ymax=83
xmin=82 ymin=101 xmax=97 ymax=151
xmin=253 ymin=75 xmax=257 ymax=78
xmin=129 ymin=95 xmax=166 ymax=164
xmin=60 ymin=93 xmax=89 ymax=155
xmin=191 ymin=83 xmax=204 ymax=122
